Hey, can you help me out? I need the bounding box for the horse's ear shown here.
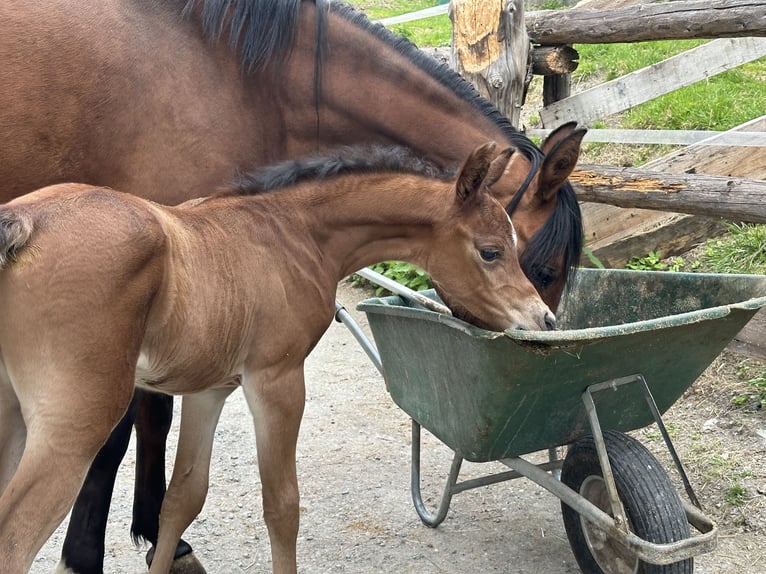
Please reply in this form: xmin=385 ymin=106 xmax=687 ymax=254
xmin=455 ymin=142 xmax=497 ymax=203
xmin=537 ymin=124 xmax=587 ymax=203
xmin=483 ymin=147 xmax=515 ymax=189
xmin=540 ymin=121 xmax=580 ymax=155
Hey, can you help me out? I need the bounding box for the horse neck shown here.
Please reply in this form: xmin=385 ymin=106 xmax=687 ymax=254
xmin=282 ymin=5 xmax=511 ymax=168
xmin=239 ymin=173 xmax=450 ymax=279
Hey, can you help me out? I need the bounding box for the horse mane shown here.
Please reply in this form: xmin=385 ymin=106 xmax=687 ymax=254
xmin=230 ymin=144 xmax=450 ymax=196
xmin=520 ymin=182 xmax=583 ymax=290
xmin=182 ymin=1 xmax=536 ymax=156
xmin=182 ymin=0 xmax=303 ymax=72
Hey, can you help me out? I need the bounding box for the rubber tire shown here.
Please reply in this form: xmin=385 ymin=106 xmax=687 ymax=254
xmin=560 ymin=431 xmax=692 ymax=574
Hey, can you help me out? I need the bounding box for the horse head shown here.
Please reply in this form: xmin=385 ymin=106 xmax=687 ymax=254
xmin=429 ymin=142 xmax=556 ymax=333
xmin=486 ymin=123 xmax=587 ymax=312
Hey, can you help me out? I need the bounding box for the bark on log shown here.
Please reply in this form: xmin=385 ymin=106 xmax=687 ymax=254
xmin=571 ymin=166 xmax=766 ymax=223
xmin=531 ymin=45 xmax=578 ymax=75
xmin=527 ymin=0 xmax=766 ymax=45
xmin=450 ymin=0 xmax=529 ymax=127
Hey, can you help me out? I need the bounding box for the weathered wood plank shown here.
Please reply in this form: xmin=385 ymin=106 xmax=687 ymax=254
xmin=526 ymin=129 xmax=766 ymax=146
xmin=540 ymin=37 xmax=766 ymax=128
xmin=380 ymin=1 xmax=766 ymax=45
xmin=528 ymin=0 xmax=766 ymax=45
xmin=581 ymin=118 xmax=766 ymax=264
xmin=531 ymin=45 xmax=579 ymax=76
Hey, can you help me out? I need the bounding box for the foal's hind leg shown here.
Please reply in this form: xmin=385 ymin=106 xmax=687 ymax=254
xmin=0 ymin=371 xmax=134 ymax=573
xmin=149 ymin=387 xmax=234 ymax=574
xmin=58 ymin=394 xmax=138 ymax=574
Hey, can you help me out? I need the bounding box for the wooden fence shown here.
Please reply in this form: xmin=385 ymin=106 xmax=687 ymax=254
xmin=378 ymin=0 xmax=766 ymax=256
xmin=378 ymin=0 xmax=766 ymax=357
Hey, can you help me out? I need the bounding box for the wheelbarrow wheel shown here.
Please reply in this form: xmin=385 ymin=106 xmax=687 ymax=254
xmin=560 ymin=431 xmax=692 ymax=574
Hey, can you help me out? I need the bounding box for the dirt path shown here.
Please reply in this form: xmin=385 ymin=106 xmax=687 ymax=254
xmin=34 ymin=281 xmax=764 ymax=573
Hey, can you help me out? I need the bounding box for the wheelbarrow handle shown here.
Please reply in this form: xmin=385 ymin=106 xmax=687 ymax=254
xmin=355 ymin=267 xmax=452 ymax=316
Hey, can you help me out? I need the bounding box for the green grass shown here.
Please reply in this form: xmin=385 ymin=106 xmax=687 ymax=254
xmin=698 ymin=224 xmax=766 ymax=275
xmin=575 ymin=41 xmax=766 ymax=131
xmin=731 ymin=369 xmax=766 ymax=410
xmin=347 ymin=1 xmax=452 ymax=47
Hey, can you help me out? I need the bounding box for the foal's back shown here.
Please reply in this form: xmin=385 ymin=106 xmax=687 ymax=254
xmin=0 ymin=185 xmax=167 ymax=363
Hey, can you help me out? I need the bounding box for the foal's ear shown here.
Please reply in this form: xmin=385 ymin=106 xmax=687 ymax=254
xmin=456 ymin=142 xmax=497 ymax=203
xmin=537 ymin=123 xmax=587 ymax=203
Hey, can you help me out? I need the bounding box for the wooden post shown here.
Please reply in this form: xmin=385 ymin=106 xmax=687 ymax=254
xmin=450 ymin=0 xmax=530 ymax=127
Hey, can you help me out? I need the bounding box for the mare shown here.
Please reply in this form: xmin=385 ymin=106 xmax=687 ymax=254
xmin=0 ymin=143 xmax=555 ymax=573
xmin=0 ymin=0 xmax=586 ymax=571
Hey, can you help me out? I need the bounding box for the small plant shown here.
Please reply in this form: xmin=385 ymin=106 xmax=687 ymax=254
xmin=351 ymin=261 xmax=431 ymax=294
xmin=731 ymin=371 xmax=766 ymax=409
xmin=582 ymin=247 xmax=605 ymax=269
xmin=725 ymin=483 xmax=747 ymax=507
xmin=625 ymin=251 xmax=684 ymax=272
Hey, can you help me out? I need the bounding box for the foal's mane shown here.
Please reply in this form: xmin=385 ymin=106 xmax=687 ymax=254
xmin=230 ymin=145 xmax=450 ymax=196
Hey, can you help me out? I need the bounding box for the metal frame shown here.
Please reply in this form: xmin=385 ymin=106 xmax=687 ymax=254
xmin=406 ymin=375 xmax=717 ymax=565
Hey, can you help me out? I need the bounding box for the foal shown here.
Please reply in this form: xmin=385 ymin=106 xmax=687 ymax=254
xmin=0 ymin=143 xmax=553 ymax=573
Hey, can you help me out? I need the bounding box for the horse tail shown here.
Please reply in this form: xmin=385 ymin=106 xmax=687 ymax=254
xmin=0 ymin=208 xmax=33 ymax=268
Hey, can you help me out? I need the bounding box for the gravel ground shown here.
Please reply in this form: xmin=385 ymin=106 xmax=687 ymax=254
xmin=32 ymin=280 xmax=765 ymax=573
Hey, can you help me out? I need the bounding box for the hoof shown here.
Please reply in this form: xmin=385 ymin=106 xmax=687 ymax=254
xmin=146 ymin=541 xmax=206 ymax=574
xmin=169 ymin=552 xmax=207 ymax=574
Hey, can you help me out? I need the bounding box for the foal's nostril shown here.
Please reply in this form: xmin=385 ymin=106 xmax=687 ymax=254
xmin=544 ymin=312 xmax=557 ymax=331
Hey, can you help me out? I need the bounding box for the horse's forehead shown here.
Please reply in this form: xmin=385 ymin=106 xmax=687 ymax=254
xmin=475 ymin=201 xmax=517 ymax=245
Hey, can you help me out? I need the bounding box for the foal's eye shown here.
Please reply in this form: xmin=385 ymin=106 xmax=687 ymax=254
xmin=479 ymin=249 xmax=501 ymax=262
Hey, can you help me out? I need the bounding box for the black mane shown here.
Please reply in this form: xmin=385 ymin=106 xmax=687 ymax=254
xmin=232 ymin=144 xmax=450 ymax=195
xmin=182 ymin=0 xmax=303 ymax=72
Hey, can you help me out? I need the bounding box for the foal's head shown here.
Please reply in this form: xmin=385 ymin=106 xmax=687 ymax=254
xmin=430 ymin=143 xmax=555 ymax=332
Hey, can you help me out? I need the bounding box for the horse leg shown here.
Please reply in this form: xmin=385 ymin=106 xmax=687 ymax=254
xmin=57 ymin=394 xmax=139 ymax=574
xmin=133 ymin=390 xmax=203 ymax=573
xmin=242 ymin=365 xmax=306 ymax=574
xmin=0 ymin=367 xmax=26 ymax=493
xmin=0 ymin=371 xmax=133 ymax=574
xmin=148 ymin=387 xmax=234 ymax=574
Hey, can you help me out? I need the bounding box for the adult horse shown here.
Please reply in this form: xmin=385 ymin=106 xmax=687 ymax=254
xmin=0 ymin=143 xmax=554 ymax=573
xmin=0 ymin=0 xmax=585 ymax=571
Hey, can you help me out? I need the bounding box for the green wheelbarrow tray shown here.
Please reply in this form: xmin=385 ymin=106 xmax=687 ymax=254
xmin=357 ymin=268 xmax=766 ymax=463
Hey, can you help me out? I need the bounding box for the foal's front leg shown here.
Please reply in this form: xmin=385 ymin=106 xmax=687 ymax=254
xmin=242 ymin=364 xmax=306 ymax=574
xmin=149 ymin=387 xmax=234 ymax=574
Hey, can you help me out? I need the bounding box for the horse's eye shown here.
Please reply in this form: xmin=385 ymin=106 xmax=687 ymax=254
xmin=479 ymin=248 xmax=501 ymax=262
xmin=535 ymin=266 xmax=557 ymax=290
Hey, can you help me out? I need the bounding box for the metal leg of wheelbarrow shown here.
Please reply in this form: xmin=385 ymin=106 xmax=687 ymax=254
xmin=499 ymin=375 xmax=717 ymax=564
xmin=410 ymin=420 xmax=564 ymax=527
xmin=584 ymin=374 xmax=701 ymax=510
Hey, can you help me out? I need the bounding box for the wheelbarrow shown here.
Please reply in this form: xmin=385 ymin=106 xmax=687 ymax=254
xmin=336 ymin=267 xmax=766 ymax=574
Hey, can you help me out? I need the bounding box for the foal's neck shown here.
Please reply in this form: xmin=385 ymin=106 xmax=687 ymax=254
xmin=250 ymin=172 xmax=450 ymax=279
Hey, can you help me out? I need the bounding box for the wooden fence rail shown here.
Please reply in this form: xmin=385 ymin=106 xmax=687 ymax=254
xmin=527 ymin=0 xmax=766 ymax=45
xmin=379 ymin=0 xmax=766 ymax=43
xmin=571 ymin=167 xmax=766 ymax=224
